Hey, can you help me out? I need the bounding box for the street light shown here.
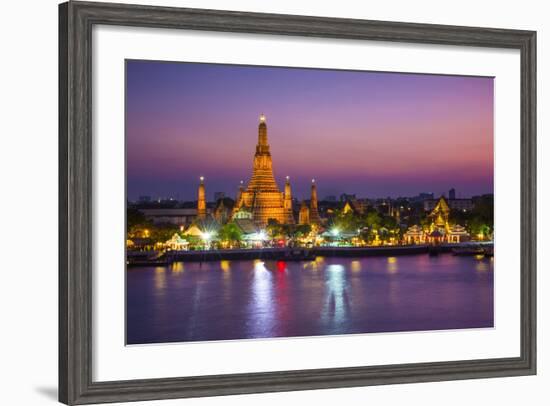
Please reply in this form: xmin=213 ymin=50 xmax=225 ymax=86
xmin=201 ymin=231 xmax=213 ymax=249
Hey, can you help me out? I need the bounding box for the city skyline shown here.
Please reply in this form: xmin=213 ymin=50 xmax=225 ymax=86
xmin=126 ymin=60 xmax=494 ymax=201
xmin=132 ymin=186 xmax=484 ymax=204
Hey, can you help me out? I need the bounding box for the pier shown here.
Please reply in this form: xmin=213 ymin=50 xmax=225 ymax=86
xmin=127 ymin=242 xmax=493 ymax=266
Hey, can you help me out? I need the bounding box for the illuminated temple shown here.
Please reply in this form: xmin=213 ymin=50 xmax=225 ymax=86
xmin=198 ymin=114 xmax=320 ymax=227
xmin=232 ymin=114 xmax=293 ymax=226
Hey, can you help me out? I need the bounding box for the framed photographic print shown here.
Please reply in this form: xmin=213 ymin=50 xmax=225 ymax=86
xmin=59 ymin=1 xmax=536 ymax=404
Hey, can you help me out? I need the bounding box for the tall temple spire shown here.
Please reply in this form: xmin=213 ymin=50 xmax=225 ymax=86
xmin=197 ymin=176 xmax=206 ymax=219
xmin=284 ymin=176 xmax=295 ymax=224
xmin=232 ymin=180 xmax=244 ymax=218
xmin=248 ymin=114 xmax=279 ymax=193
xmin=309 ymin=179 xmax=321 ymax=224
xmin=257 ymin=113 xmax=269 ymax=153
xmin=231 ymin=115 xmax=290 ymax=226
xmin=298 ymin=200 xmax=310 ymax=225
xmin=237 ymin=180 xmax=245 ymax=202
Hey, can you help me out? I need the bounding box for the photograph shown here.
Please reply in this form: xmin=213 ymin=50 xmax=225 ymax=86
xmin=125 ymin=60 xmax=495 ymax=345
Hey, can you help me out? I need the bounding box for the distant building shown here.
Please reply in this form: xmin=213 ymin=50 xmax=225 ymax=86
xmin=340 ymin=193 xmax=356 ymax=202
xmin=424 ymin=197 xmax=473 ymax=212
xmin=410 ymin=192 xmax=434 ymax=203
xmin=448 ymin=188 xmax=456 ymax=200
xmin=138 ymin=195 xmax=151 ymax=203
xmin=342 ymin=198 xmax=365 ymax=216
xmin=324 ymin=195 xmax=337 ymax=202
xmin=139 ymin=208 xmax=202 ymax=227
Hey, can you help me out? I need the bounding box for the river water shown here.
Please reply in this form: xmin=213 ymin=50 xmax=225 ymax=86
xmin=126 ymin=254 xmax=493 ymax=344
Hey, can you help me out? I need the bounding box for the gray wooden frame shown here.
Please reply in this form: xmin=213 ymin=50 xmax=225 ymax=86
xmin=59 ymin=1 xmax=537 ymax=404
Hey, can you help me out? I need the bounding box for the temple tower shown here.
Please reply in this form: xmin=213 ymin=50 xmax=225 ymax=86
xmin=233 ymin=114 xmax=287 ymax=226
xmin=309 ymin=179 xmax=321 ymax=224
xmin=197 ymin=176 xmax=206 ymax=220
xmin=234 ymin=180 xmax=245 ymax=210
xmin=246 ymin=114 xmax=281 ymax=193
xmin=284 ymin=176 xmax=295 ymax=224
xmin=298 ymin=201 xmax=310 ymax=225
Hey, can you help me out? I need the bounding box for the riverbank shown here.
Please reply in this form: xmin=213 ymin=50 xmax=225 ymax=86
xmin=127 ymin=242 xmax=493 ymax=266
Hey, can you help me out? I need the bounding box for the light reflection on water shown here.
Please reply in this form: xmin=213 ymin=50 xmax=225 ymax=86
xmin=387 ymin=257 xmax=398 ymax=274
xmin=153 ymin=267 xmax=166 ymax=293
xmin=127 ymin=254 xmax=494 ymax=344
xmin=322 ymin=264 xmax=350 ymax=329
xmin=248 ymin=261 xmax=275 ymax=337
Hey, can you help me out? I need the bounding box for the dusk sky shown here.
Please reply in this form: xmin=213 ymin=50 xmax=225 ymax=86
xmin=126 ymin=60 xmax=494 ymax=202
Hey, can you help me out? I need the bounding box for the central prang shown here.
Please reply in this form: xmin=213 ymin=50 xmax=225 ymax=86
xmin=228 ymin=115 xmax=319 ymax=226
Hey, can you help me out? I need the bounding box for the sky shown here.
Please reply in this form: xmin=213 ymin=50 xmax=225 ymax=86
xmin=126 ymin=60 xmax=494 ymax=201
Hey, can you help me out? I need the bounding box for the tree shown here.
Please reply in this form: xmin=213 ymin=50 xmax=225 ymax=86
xmin=148 ymin=223 xmax=179 ymax=245
xmin=295 ymin=224 xmax=312 ymax=238
xmin=266 ymin=219 xmax=284 ymax=239
xmin=218 ymin=222 xmax=243 ymax=247
xmin=365 ymin=211 xmax=382 ymax=230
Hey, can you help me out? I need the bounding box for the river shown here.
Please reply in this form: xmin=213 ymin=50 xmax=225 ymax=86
xmin=126 ymin=254 xmax=493 ymax=344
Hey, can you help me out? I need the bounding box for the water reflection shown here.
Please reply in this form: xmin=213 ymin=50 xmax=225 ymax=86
xmin=127 ymin=254 xmax=494 ymax=344
xmin=220 ymin=260 xmax=231 ymax=273
xmin=171 ymin=262 xmax=184 ymax=273
xmin=322 ymin=264 xmax=350 ymax=327
xmin=248 ymin=261 xmax=275 ymax=337
xmin=387 ymin=256 xmax=398 ymax=274
xmin=476 ymin=259 xmax=489 ymax=272
xmin=154 ymin=267 xmax=166 ymax=293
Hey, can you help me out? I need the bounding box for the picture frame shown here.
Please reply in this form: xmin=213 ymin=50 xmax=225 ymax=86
xmin=59 ymin=1 xmax=536 ymax=404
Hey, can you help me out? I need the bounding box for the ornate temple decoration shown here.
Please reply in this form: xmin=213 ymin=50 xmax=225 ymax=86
xmin=429 ymin=196 xmax=450 ymax=232
xmin=447 ymin=224 xmax=470 ymax=243
xmin=404 ymin=224 xmax=425 ymax=244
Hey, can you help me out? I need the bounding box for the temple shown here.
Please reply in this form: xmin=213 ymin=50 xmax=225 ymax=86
xmin=309 ymin=179 xmax=321 ymax=225
xmin=232 ymin=114 xmax=289 ymax=226
xmin=197 ymin=176 xmax=206 ymax=220
xmin=196 ymin=115 xmax=321 ymax=227
xmin=403 ymin=196 xmax=470 ymax=244
xmin=429 ymin=196 xmax=450 ymax=233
